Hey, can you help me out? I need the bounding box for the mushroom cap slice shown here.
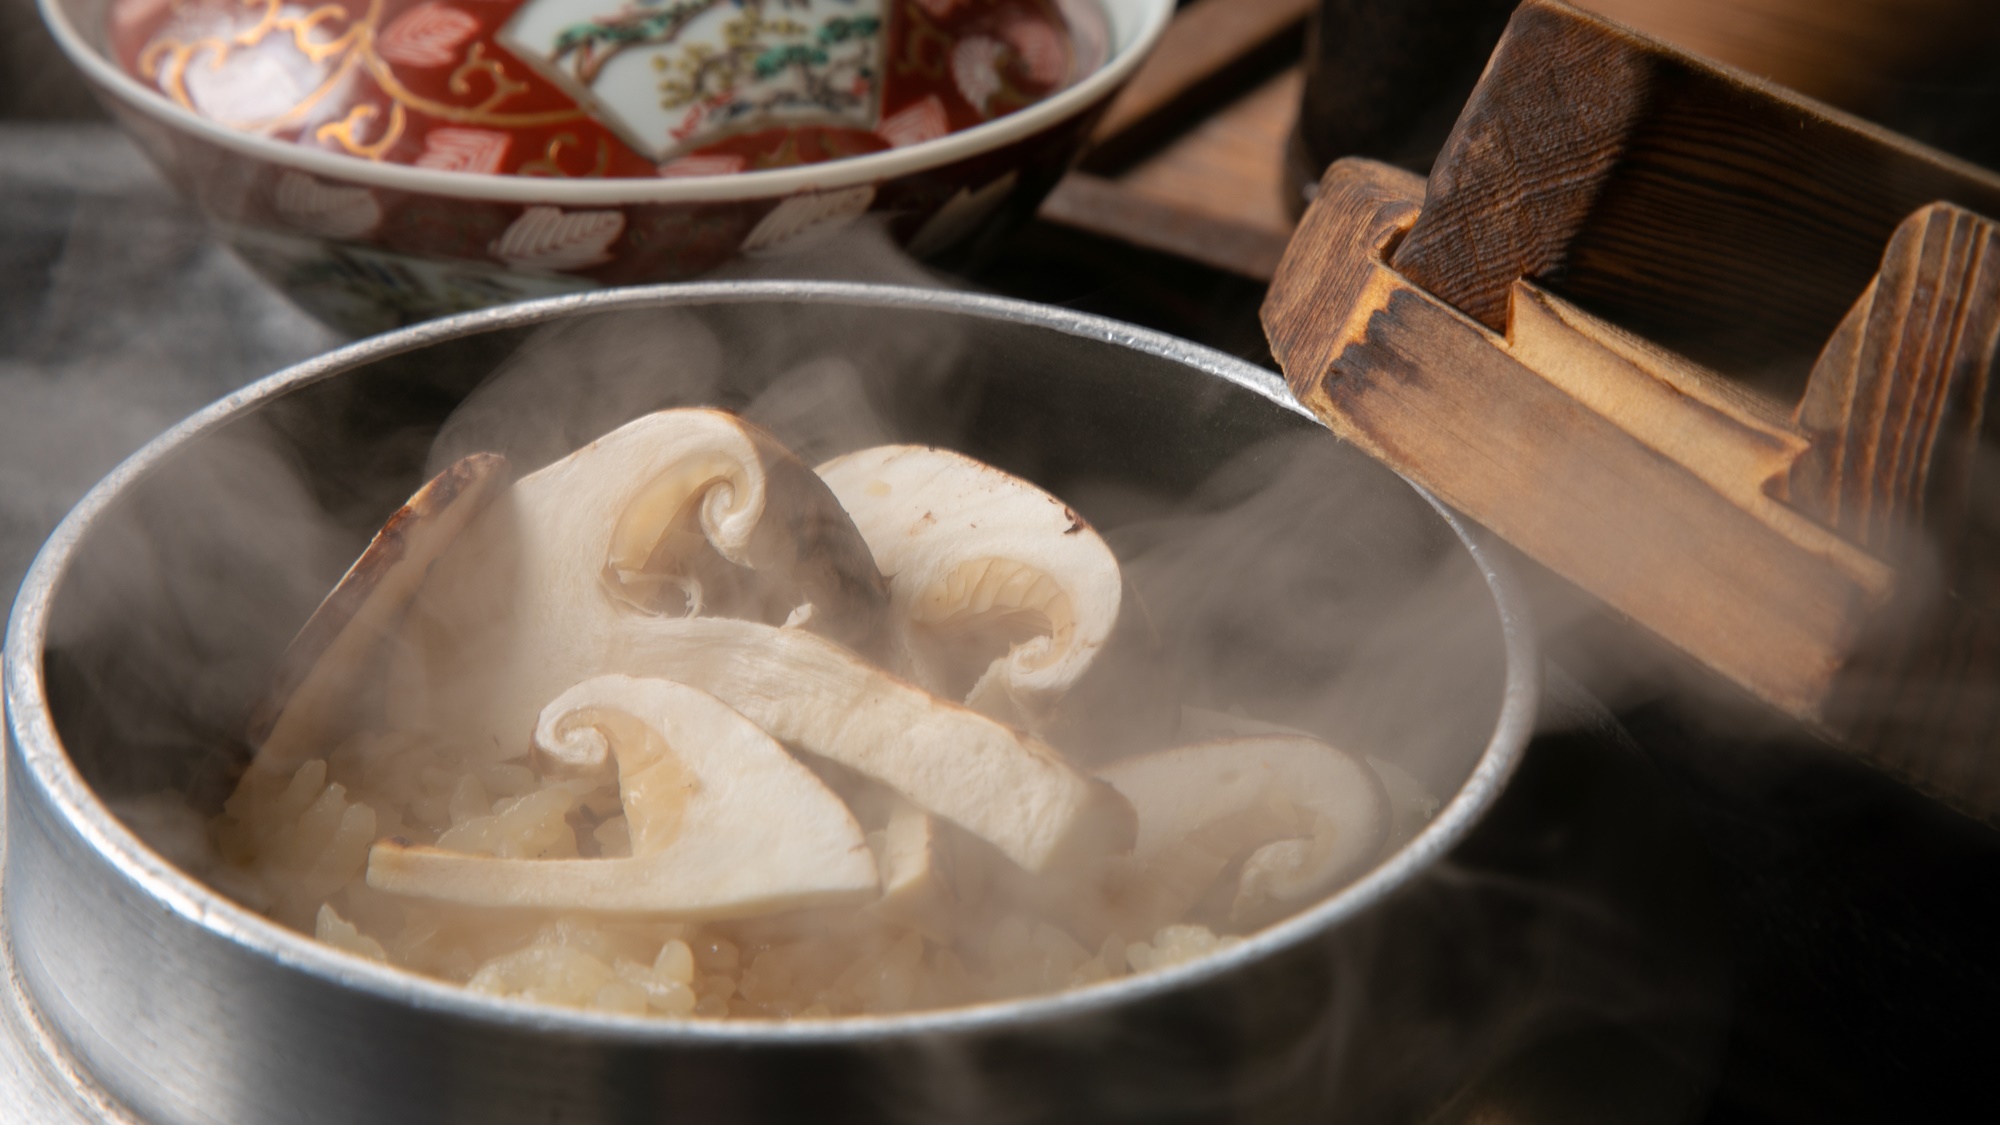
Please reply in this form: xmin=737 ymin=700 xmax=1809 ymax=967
xmin=415 ymin=611 xmax=1133 ymax=873
xmin=388 ymin=409 xmax=887 ymax=754
xmin=366 ymin=675 xmax=878 ymax=916
xmin=815 ymin=445 xmax=1122 ymax=729
xmin=247 ymin=453 xmax=511 ymax=773
xmin=1178 ymin=708 xmax=1438 ymax=851
xmin=1097 ymin=736 xmax=1389 ymax=930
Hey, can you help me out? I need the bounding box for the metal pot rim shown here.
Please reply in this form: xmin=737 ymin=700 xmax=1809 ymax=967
xmin=2 ymin=279 xmax=1537 ymax=1044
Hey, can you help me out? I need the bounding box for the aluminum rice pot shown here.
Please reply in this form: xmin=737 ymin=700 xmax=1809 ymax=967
xmin=2 ymin=282 xmax=1536 ymax=1124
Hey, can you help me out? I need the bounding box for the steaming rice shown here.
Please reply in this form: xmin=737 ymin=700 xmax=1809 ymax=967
xmin=172 ymin=414 xmax=1438 ymax=1019
xmin=207 ymin=730 xmax=1307 ymax=1016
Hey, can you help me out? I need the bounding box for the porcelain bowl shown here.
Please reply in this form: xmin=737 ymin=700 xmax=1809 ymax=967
xmin=3 ymin=283 xmax=1534 ymax=1124
xmin=37 ymin=0 xmax=1170 ymax=332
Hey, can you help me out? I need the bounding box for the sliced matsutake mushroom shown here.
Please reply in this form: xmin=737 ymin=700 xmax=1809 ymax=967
xmin=815 ymin=445 xmax=1122 ymax=730
xmin=415 ymin=613 xmax=1134 ymax=873
xmin=1098 ymin=736 xmax=1389 ymax=931
xmin=873 ymin=796 xmax=956 ymax=932
xmin=857 ymin=791 xmax=961 ymax=939
xmin=246 ymin=453 xmax=511 ymax=774
xmin=610 ymin=617 xmax=1135 ymax=874
xmin=366 ymin=675 xmax=878 ymax=916
xmin=387 ymin=409 xmax=888 ymax=752
xmin=797 ymin=759 xmax=962 ymax=938
xmin=1178 ymin=705 xmax=1439 ymax=850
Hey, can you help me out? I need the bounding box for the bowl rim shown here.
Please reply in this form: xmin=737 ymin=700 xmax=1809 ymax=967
xmin=3 ymin=280 xmax=1538 ymax=1044
xmin=36 ymin=0 xmax=1173 ymax=206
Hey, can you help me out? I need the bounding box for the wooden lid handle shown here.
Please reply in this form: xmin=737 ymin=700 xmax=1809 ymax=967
xmin=1261 ymin=0 xmax=2000 ymax=819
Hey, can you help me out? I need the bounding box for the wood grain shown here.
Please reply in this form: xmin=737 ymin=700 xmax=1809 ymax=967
xmin=1042 ymin=69 xmax=1301 ymax=279
xmin=1117 ymin=68 xmax=1301 ymax=233
xmin=1389 ymin=0 xmax=2000 ymax=385
xmin=1788 ymin=203 xmax=2000 ymax=816
xmin=1085 ymin=0 xmax=1313 ymax=168
xmin=1266 ymin=1 xmax=2000 ymax=821
xmin=1266 ymin=159 xmax=1892 ymax=720
xmin=1787 ymin=203 xmax=2000 ymax=556
xmin=1578 ymin=0 xmax=1976 ymax=110
xmin=1505 ymin=281 xmax=1803 ymax=517
xmin=1269 ymin=158 xmax=2000 ymax=818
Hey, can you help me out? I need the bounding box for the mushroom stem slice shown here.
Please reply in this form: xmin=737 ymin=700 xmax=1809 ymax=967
xmin=797 ymin=762 xmax=963 ymax=940
xmin=815 ymin=446 xmax=1122 ymax=729
xmin=248 ymin=453 xmax=511 ymax=773
xmin=868 ymin=796 xmax=960 ymax=940
xmin=366 ymin=676 xmax=879 ymax=917
xmin=603 ymin=616 xmax=1136 ymax=874
xmin=414 ymin=617 xmax=1132 ymax=871
xmin=1097 ymin=736 xmax=1390 ymax=931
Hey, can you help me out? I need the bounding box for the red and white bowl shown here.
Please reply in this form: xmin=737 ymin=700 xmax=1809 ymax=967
xmin=38 ymin=0 xmax=1171 ymax=331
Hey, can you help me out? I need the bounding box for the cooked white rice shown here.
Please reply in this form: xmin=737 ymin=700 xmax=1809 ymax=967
xmin=189 ymin=729 xmax=1324 ymax=1019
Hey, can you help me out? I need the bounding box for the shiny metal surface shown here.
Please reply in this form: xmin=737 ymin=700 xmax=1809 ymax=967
xmin=0 ymin=760 xmax=133 ymax=1124
xmin=3 ymin=281 xmax=1536 ymax=1124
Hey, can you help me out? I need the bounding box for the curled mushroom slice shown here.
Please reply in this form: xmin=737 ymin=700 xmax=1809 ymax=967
xmin=816 ymin=445 xmax=1122 ymax=730
xmin=366 ymin=675 xmax=878 ymax=916
xmin=389 ymin=409 xmax=888 ymax=752
xmin=418 ymin=613 xmax=1133 ymax=872
xmin=247 ymin=453 xmax=511 ymax=774
xmin=614 ymin=617 xmax=1134 ymax=874
xmin=596 ymin=411 xmax=886 ymax=643
xmin=1097 ymin=736 xmax=1388 ymax=932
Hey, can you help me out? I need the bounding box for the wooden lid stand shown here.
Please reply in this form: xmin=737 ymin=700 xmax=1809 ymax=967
xmin=1262 ymin=0 xmax=2000 ymax=816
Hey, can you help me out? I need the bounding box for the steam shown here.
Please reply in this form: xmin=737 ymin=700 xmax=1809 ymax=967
xmin=0 ymin=123 xmax=339 ymax=601
xmin=43 ymin=419 xmax=359 ymax=804
xmin=16 ymin=236 xmax=1626 ymax=1118
xmin=426 ymin=228 xmax=967 ymax=479
xmin=0 ymin=121 xmax=1746 ymax=1125
xmin=1098 ymin=431 xmax=1506 ymax=795
xmin=409 ymin=296 xmax=1506 ymax=796
xmin=46 ymin=284 xmax=1503 ymax=895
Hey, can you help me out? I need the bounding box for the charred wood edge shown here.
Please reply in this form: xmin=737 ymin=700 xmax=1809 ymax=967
xmin=1263 ymin=157 xmax=2000 ymax=822
xmin=1389 ymin=0 xmax=2000 ymax=384
xmin=1038 ymin=171 xmax=1289 ymax=280
xmin=1262 ymin=158 xmax=1890 ymax=726
xmin=1078 ymin=0 xmax=1313 ymax=174
xmin=240 ymin=452 xmax=514 ymax=771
